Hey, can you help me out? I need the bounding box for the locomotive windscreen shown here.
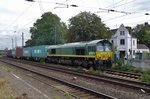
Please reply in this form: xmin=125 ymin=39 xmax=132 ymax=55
xmin=96 ymin=43 xmax=104 ymax=51
xmin=96 ymin=42 xmax=112 ymax=51
xmin=104 ymin=43 xmax=112 ymax=51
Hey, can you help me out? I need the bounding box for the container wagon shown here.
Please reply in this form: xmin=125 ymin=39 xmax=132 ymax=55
xmin=12 ymin=49 xmax=16 ymax=58
xmin=23 ymin=47 xmax=32 ymax=60
xmin=16 ymin=47 xmax=23 ymax=59
xmin=31 ymin=45 xmax=50 ymax=61
xmin=5 ymin=50 xmax=12 ymax=57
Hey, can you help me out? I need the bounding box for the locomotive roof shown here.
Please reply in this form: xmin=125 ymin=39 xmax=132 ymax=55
xmin=49 ymin=39 xmax=108 ymax=48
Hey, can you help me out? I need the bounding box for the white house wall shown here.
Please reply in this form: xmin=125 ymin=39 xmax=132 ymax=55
xmin=111 ymin=24 xmax=137 ymax=59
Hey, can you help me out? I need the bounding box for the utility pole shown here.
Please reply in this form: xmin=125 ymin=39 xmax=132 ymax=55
xmin=14 ymin=31 xmax=17 ymax=48
xmin=12 ymin=38 xmax=14 ymax=49
xmin=131 ymin=36 xmax=132 ymax=59
xmin=15 ymin=36 xmax=17 ymax=47
xmin=22 ymin=32 xmax=24 ymax=47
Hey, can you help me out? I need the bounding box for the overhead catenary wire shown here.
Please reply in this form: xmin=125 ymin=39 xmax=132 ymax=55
xmin=22 ymin=0 xmax=150 ymax=30
xmin=4 ymin=3 xmax=34 ymax=30
xmin=105 ymin=0 xmax=125 ymax=8
xmin=38 ymin=0 xmax=45 ymax=14
xmin=3 ymin=0 xmax=150 ymax=33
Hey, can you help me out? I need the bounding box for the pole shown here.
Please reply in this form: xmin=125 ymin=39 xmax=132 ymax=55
xmin=14 ymin=31 xmax=17 ymax=48
xmin=12 ymin=38 xmax=13 ymax=49
xmin=15 ymin=36 xmax=17 ymax=47
xmin=131 ymin=36 xmax=132 ymax=59
xmin=22 ymin=32 xmax=24 ymax=47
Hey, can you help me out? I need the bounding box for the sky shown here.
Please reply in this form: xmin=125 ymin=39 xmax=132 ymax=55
xmin=0 ymin=0 xmax=150 ymax=49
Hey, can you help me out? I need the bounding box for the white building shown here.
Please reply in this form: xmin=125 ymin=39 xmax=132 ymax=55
xmin=111 ymin=24 xmax=149 ymax=59
xmin=137 ymin=44 xmax=149 ymax=53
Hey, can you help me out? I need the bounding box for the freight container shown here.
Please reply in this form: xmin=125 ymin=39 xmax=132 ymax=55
xmin=31 ymin=45 xmax=50 ymax=60
xmin=12 ymin=49 xmax=16 ymax=58
xmin=5 ymin=50 xmax=12 ymax=57
xmin=23 ymin=47 xmax=32 ymax=59
xmin=16 ymin=47 xmax=23 ymax=58
xmin=0 ymin=50 xmax=4 ymax=56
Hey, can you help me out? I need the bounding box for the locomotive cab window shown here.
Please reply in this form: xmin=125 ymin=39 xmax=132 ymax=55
xmin=76 ymin=48 xmax=85 ymax=55
xmin=51 ymin=49 xmax=56 ymax=54
xmin=96 ymin=43 xmax=104 ymax=51
xmin=104 ymin=43 xmax=112 ymax=51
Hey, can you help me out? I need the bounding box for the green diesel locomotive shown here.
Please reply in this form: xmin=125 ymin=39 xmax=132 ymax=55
xmin=47 ymin=39 xmax=113 ymax=70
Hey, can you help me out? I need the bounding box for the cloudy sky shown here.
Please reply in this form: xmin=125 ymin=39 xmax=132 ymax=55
xmin=0 ymin=0 xmax=150 ymax=49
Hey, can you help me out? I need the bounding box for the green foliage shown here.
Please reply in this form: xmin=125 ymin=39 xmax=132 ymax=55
xmin=40 ymin=58 xmax=45 ymax=63
xmin=112 ymin=59 xmax=124 ymax=70
xmin=64 ymin=92 xmax=71 ymax=99
xmin=133 ymin=24 xmax=150 ymax=48
xmin=95 ymin=69 xmax=102 ymax=75
xmin=83 ymin=68 xmax=102 ymax=75
xmin=141 ymin=69 xmax=150 ymax=83
xmin=67 ymin=11 xmax=112 ymax=42
xmin=112 ymin=60 xmax=142 ymax=73
xmin=25 ymin=12 xmax=68 ymax=46
xmin=8 ymin=96 xmax=14 ymax=99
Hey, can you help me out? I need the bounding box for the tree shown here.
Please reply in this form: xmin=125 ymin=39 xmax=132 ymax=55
xmin=66 ymin=11 xmax=111 ymax=42
xmin=133 ymin=24 xmax=150 ymax=48
xmin=25 ymin=12 xmax=67 ymax=46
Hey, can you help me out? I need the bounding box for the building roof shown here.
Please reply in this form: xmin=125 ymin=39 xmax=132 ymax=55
xmin=111 ymin=24 xmax=138 ymax=38
xmin=137 ymin=44 xmax=149 ymax=49
xmin=111 ymin=29 xmax=117 ymax=34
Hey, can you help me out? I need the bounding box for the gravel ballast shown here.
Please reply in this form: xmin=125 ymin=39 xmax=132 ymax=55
xmin=0 ymin=62 xmax=76 ymax=99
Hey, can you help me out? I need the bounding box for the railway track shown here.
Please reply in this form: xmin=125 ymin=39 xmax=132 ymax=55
xmin=2 ymin=58 xmax=150 ymax=94
xmin=104 ymin=69 xmax=141 ymax=79
xmin=0 ymin=58 xmax=116 ymax=99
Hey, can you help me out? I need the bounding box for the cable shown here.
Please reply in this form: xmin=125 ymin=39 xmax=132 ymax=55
xmin=18 ymin=18 xmax=37 ymax=29
xmin=105 ymin=0 xmax=125 ymax=8
xmin=4 ymin=3 xmax=34 ymax=30
xmin=38 ymin=0 xmax=44 ymax=14
xmin=51 ymin=0 xmax=70 ymax=11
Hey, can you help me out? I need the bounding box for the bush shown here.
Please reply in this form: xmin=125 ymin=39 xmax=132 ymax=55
xmin=40 ymin=58 xmax=45 ymax=63
xmin=141 ymin=69 xmax=150 ymax=83
xmin=112 ymin=60 xmax=142 ymax=74
xmin=112 ymin=59 xmax=124 ymax=70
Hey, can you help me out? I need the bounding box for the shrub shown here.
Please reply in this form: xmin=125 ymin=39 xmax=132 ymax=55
xmin=112 ymin=61 xmax=142 ymax=74
xmin=112 ymin=59 xmax=124 ymax=70
xmin=40 ymin=58 xmax=45 ymax=63
xmin=141 ymin=69 xmax=150 ymax=83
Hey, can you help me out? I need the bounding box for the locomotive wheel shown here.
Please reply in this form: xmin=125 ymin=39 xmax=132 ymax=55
xmin=86 ymin=64 xmax=91 ymax=69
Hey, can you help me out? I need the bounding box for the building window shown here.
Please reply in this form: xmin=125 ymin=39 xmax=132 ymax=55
xmin=133 ymin=40 xmax=135 ymax=46
xmin=120 ymin=31 xmax=125 ymax=35
xmin=111 ymin=40 xmax=113 ymax=44
xmin=120 ymin=39 xmax=125 ymax=45
xmin=133 ymin=50 xmax=135 ymax=55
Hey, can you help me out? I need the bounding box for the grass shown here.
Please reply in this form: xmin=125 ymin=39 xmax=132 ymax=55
xmin=141 ymin=69 xmax=150 ymax=83
xmin=112 ymin=59 xmax=150 ymax=83
xmin=112 ymin=59 xmax=143 ymax=74
xmin=0 ymin=78 xmax=14 ymax=99
xmin=64 ymin=92 xmax=71 ymax=99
